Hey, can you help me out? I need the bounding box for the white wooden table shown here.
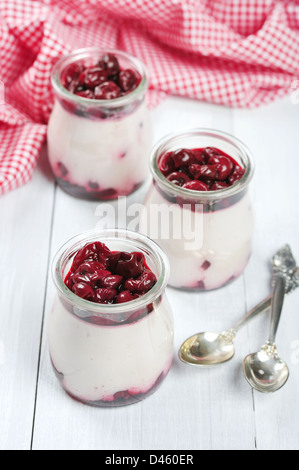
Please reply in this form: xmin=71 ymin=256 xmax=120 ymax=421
xmin=1 ymin=94 xmax=299 ymax=451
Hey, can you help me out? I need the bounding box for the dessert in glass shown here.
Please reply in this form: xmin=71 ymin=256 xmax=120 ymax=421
xmin=48 ymin=229 xmax=174 ymax=407
xmin=139 ymin=129 xmax=255 ymax=291
xmin=47 ymin=48 xmax=152 ymax=200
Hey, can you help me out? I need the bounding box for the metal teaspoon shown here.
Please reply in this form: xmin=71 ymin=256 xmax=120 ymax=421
xmin=179 ymin=245 xmax=299 ymax=367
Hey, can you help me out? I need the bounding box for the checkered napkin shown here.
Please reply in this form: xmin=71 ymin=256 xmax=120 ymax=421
xmin=1 ymin=0 xmax=298 ymax=195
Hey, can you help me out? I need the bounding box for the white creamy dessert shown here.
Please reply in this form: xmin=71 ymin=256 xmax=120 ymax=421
xmin=48 ymin=295 xmax=174 ymax=404
xmin=139 ymin=184 xmax=254 ymax=290
xmin=47 ymin=99 xmax=152 ymax=197
xmin=47 ymin=48 xmax=152 ymax=200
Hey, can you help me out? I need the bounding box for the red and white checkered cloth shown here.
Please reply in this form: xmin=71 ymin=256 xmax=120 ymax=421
xmin=1 ymin=0 xmax=299 ymax=195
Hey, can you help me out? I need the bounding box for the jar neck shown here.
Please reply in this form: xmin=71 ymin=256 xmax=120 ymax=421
xmin=150 ymin=128 xmax=254 ymax=204
xmin=52 ymin=229 xmax=169 ymax=318
xmin=51 ymin=48 xmax=149 ymax=119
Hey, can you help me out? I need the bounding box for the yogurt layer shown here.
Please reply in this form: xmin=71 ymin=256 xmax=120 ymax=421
xmin=48 ymin=295 xmax=174 ymax=403
xmin=47 ymin=100 xmax=152 ymax=196
xmin=139 ymin=184 xmax=254 ymax=290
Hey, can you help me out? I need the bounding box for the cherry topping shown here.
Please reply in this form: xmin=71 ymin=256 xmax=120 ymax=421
xmin=183 ymin=180 xmax=209 ymax=191
xmin=193 ymin=149 xmax=209 ymax=164
xmin=189 ymin=164 xmax=218 ymax=181
xmin=101 ymin=53 xmax=120 ymax=76
xmin=115 ymin=291 xmax=134 ymax=304
xmin=228 ymin=166 xmax=245 ymax=185
xmin=172 ymin=149 xmax=195 ymax=169
xmin=78 ymin=67 xmax=108 ymax=88
xmin=209 ymin=155 xmax=234 ymax=181
xmin=158 ymin=153 xmax=175 ymax=176
xmin=61 ymin=62 xmax=85 ymax=89
xmin=94 ymin=287 xmax=118 ymax=304
xmin=64 ymin=242 xmax=157 ymax=305
xmin=167 ymin=171 xmax=191 ymax=187
xmin=61 ymin=53 xmax=141 ymax=100
xmin=158 ymin=146 xmax=245 ymax=192
xmin=124 ymin=270 xmax=156 ymax=294
xmin=98 ymin=275 xmax=123 ymax=289
xmin=119 ymin=69 xmax=138 ymax=92
xmin=94 ymin=81 xmax=121 ymax=100
xmin=75 ymin=89 xmax=94 ymax=99
xmin=115 ymin=252 xmax=145 ymax=278
xmin=72 ymin=282 xmax=94 ymax=301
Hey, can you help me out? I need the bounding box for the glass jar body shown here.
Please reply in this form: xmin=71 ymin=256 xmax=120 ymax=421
xmin=48 ymin=230 xmax=174 ymax=407
xmin=139 ymin=129 xmax=255 ymax=291
xmin=47 ymin=48 xmax=152 ymax=200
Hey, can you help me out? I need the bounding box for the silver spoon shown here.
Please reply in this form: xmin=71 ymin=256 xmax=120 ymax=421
xmin=179 ymin=245 xmax=299 ymax=367
xmin=242 ymin=275 xmax=289 ymax=393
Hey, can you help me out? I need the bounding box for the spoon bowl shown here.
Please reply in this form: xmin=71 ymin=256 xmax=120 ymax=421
xmin=242 ymin=275 xmax=289 ymax=393
xmin=179 ymin=331 xmax=235 ymax=366
xmin=178 ymin=294 xmax=274 ymax=367
xmin=243 ymin=345 xmax=289 ymax=393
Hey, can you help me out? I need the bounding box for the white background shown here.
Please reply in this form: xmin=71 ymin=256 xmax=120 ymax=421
xmin=0 ymin=93 xmax=299 ymax=450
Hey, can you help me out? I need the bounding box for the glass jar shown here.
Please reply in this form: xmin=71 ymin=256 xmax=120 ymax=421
xmin=139 ymin=129 xmax=255 ymax=291
xmin=48 ymin=229 xmax=174 ymax=407
xmin=47 ymin=48 xmax=152 ymax=200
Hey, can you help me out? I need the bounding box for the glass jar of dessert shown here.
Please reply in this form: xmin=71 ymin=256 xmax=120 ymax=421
xmin=139 ymin=129 xmax=255 ymax=291
xmin=47 ymin=48 xmax=152 ymax=200
xmin=49 ymin=229 xmax=174 ymax=407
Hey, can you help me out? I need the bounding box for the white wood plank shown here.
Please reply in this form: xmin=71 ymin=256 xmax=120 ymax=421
xmin=233 ymin=96 xmax=299 ymax=450
xmin=0 ymin=146 xmax=55 ymax=450
xmin=32 ymin=97 xmax=256 ymax=450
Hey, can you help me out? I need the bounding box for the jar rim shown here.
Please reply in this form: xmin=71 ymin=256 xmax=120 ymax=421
xmin=52 ymin=229 xmax=170 ymax=315
xmin=150 ymin=128 xmax=255 ymax=201
xmin=51 ymin=47 xmax=149 ymax=109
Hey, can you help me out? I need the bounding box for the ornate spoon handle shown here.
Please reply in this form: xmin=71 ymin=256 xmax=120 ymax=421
xmin=268 ymin=275 xmax=286 ymax=344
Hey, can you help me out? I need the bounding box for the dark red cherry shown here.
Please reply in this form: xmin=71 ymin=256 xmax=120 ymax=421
xmin=75 ymin=89 xmax=94 ymax=99
xmin=202 ymin=147 xmax=220 ymax=160
xmin=115 ymin=290 xmax=134 ymax=304
xmin=90 ymin=270 xmax=112 ymax=285
xmin=167 ymin=171 xmax=191 ymax=187
xmin=193 ymin=149 xmax=209 ymax=164
xmin=172 ymin=149 xmax=195 ymax=169
xmin=75 ymin=261 xmax=106 ymax=274
xmin=116 ymin=252 xmax=145 ymax=279
xmin=125 ymin=270 xmax=156 ymax=294
xmin=209 ymin=155 xmax=234 ymax=180
xmin=101 ymin=54 xmax=120 ymax=76
xmin=119 ymin=69 xmax=137 ymax=92
xmin=158 ymin=152 xmax=175 ymax=176
xmin=106 ymin=251 xmax=122 ymax=271
xmin=72 ymin=242 xmax=110 ymax=270
xmin=94 ymin=81 xmax=121 ymax=100
xmin=189 ymin=164 xmax=218 ymax=181
xmin=61 ymin=62 xmax=85 ymax=89
xmin=94 ymin=287 xmax=117 ymax=304
xmin=78 ymin=67 xmax=108 ymax=89
xmin=183 ymin=180 xmax=209 ymax=191
xmin=137 ymin=270 xmax=157 ymax=293
xmin=72 ymin=282 xmax=94 ymax=300
xmin=228 ymin=166 xmax=245 ymax=185
xmin=99 ymin=275 xmax=123 ymax=289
